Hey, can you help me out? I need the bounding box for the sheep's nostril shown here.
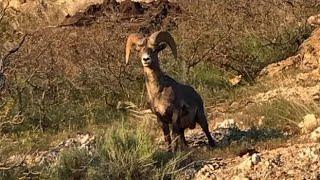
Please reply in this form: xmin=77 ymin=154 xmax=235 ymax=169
xmin=143 ymin=57 xmax=150 ymax=61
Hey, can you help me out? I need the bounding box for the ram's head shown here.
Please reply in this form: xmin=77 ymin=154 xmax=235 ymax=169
xmin=126 ymin=31 xmax=177 ymax=67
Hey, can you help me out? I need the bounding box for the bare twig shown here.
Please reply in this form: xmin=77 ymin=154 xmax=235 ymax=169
xmin=187 ymin=36 xmax=225 ymax=72
xmin=0 ymin=34 xmax=28 ymax=73
xmin=0 ymin=0 xmax=9 ymax=22
xmin=0 ymin=149 xmax=31 ymax=171
xmin=71 ymin=157 xmax=95 ymax=174
xmin=0 ymin=114 xmax=24 ymax=129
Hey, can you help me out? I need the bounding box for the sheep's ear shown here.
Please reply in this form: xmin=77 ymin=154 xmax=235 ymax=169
xmin=126 ymin=33 xmax=144 ymax=65
xmin=155 ymin=43 xmax=167 ymax=53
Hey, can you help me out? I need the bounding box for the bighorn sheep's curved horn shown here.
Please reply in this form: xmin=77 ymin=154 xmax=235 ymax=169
xmin=126 ymin=33 xmax=144 ymax=64
xmin=148 ymin=31 xmax=177 ymax=60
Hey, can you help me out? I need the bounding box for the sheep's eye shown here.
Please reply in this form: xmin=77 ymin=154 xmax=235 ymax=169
xmin=135 ymin=46 xmax=143 ymax=51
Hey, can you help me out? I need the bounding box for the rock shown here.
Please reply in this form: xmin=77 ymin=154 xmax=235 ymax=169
xmin=185 ymin=143 xmax=320 ymax=179
xmin=229 ymin=75 xmax=242 ymax=86
xmin=55 ymin=0 xmax=104 ymax=17
xmin=259 ymin=55 xmax=301 ymax=77
xmin=296 ymin=69 xmax=320 ymax=82
xmin=251 ymin=153 xmax=261 ymax=165
xmin=116 ymin=0 xmax=177 ymax=3
xmin=1 ymin=0 xmax=26 ymax=9
xmin=195 ymin=164 xmax=217 ymax=180
xmin=237 ymin=158 xmax=253 ymax=172
xmin=259 ymin=26 xmax=320 ymax=77
xmin=308 ymin=14 xmax=320 ymax=26
xmin=217 ymin=119 xmax=239 ymax=129
xmin=266 ymin=154 xmax=283 ymax=169
xmin=232 ymin=175 xmax=250 ymax=180
xmin=237 ymin=154 xmax=261 ymax=172
xmin=298 ymin=147 xmax=320 ymax=162
xmin=310 ymin=127 xmax=320 ymax=142
xmin=116 ymin=101 xmax=137 ymax=110
xmin=183 ymin=168 xmax=197 ymax=179
xmin=258 ymin=116 xmax=265 ymax=127
xmin=299 ymin=28 xmax=320 ymax=71
xmin=78 ymin=133 xmax=90 ymax=144
xmin=299 ymin=114 xmax=320 ymax=133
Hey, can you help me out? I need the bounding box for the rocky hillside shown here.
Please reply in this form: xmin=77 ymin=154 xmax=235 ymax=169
xmin=194 ymin=142 xmax=320 ymax=179
xmin=186 ymin=16 xmax=320 ymax=179
xmin=1 ymin=0 xmax=320 ymax=179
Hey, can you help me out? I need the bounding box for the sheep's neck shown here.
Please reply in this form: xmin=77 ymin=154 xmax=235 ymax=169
xmin=144 ymin=67 xmax=163 ymax=101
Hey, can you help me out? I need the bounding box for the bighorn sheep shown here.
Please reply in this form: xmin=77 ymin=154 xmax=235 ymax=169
xmin=125 ymin=31 xmax=215 ymax=151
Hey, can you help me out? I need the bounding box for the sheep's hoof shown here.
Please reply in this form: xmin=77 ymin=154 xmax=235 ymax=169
xmin=183 ymin=140 xmax=189 ymax=145
xmin=166 ymin=145 xmax=173 ymax=152
xmin=208 ymin=140 xmax=216 ymax=147
xmin=167 ymin=149 xmax=173 ymax=153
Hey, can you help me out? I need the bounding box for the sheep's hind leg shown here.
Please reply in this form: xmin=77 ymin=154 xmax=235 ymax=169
xmin=179 ymin=128 xmax=188 ymax=145
xmin=197 ymin=110 xmax=215 ymax=147
xmin=172 ymin=125 xmax=181 ymax=151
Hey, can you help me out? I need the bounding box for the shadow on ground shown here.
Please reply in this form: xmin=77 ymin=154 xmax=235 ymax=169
xmin=187 ymin=127 xmax=285 ymax=149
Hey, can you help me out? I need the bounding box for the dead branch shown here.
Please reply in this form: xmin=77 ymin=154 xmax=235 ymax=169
xmin=0 ymin=114 xmax=24 ymax=129
xmin=187 ymin=36 xmax=225 ymax=72
xmin=0 ymin=0 xmax=9 ymax=22
xmin=0 ymin=34 xmax=28 ymax=73
xmin=0 ymin=149 xmax=31 ymax=171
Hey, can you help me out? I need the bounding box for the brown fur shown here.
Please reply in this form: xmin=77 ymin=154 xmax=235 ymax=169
xmin=126 ymin=31 xmax=215 ymax=151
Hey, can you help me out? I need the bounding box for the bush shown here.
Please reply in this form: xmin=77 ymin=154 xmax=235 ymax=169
xmin=95 ymin=126 xmax=156 ymax=179
xmin=54 ymin=148 xmax=92 ymax=180
xmin=48 ymin=124 xmax=188 ymax=180
xmin=1 ymin=0 xmax=319 ymax=133
xmin=175 ymin=0 xmax=319 ymax=80
xmin=237 ymin=99 xmax=319 ymax=134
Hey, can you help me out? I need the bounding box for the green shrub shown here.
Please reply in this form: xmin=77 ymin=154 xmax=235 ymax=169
xmin=95 ymin=126 xmax=156 ymax=179
xmin=54 ymin=148 xmax=92 ymax=180
xmin=49 ymin=124 xmax=188 ymax=180
xmin=238 ymin=99 xmax=320 ymax=133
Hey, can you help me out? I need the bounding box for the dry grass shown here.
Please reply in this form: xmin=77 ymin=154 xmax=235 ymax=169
xmin=1 ymin=0 xmax=319 ymax=132
xmin=1 ymin=0 xmax=320 ymax=179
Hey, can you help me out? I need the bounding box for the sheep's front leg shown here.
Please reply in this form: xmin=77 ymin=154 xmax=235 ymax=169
xmin=158 ymin=117 xmax=172 ymax=151
xmin=172 ymin=110 xmax=183 ymax=151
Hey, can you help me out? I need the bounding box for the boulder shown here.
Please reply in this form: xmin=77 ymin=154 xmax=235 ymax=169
xmin=195 ymin=164 xmax=217 ymax=180
xmin=259 ymin=54 xmax=301 ymax=77
xmin=232 ymin=175 xmax=250 ymax=180
xmin=251 ymin=153 xmax=261 ymax=165
xmin=55 ymin=0 xmax=104 ymax=17
xmin=299 ymin=114 xmax=320 ymax=134
xmin=229 ymin=75 xmax=242 ymax=86
xmin=299 ymin=28 xmax=320 ymax=71
xmin=217 ymin=119 xmax=239 ymax=129
xmin=298 ymin=147 xmax=320 ymax=162
xmin=237 ymin=153 xmax=261 ymax=173
xmin=310 ymin=127 xmax=320 ymax=142
xmin=308 ymin=14 xmax=320 ymax=26
xmin=1 ymin=0 xmax=26 ymax=9
xmin=259 ymin=18 xmax=320 ymax=78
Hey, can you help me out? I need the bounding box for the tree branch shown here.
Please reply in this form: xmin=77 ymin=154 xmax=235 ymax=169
xmin=1 ymin=34 xmax=28 ymax=73
xmin=187 ymin=36 xmax=225 ymax=72
xmin=0 ymin=0 xmax=9 ymax=22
